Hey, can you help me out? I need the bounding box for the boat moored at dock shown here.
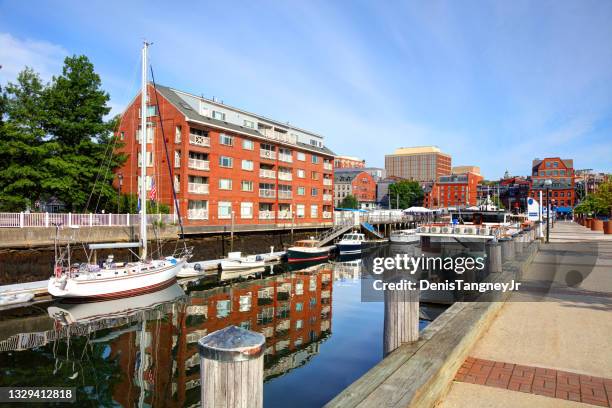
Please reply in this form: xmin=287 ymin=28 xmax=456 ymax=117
xmin=287 ymin=239 xmax=334 ymax=263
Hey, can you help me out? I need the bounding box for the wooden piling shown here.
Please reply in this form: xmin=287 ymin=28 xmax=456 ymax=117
xmin=199 ymin=326 xmax=266 ymax=408
xmin=383 ymin=278 xmax=420 ymax=356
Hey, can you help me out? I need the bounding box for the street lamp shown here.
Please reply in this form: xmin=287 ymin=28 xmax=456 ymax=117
xmin=117 ymin=173 xmax=124 ymax=213
xmin=545 ymin=179 xmax=552 ymax=243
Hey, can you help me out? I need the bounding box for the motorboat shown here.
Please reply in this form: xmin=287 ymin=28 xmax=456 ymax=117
xmin=0 ymin=293 xmax=34 ymax=306
xmin=389 ymin=229 xmax=419 ymax=244
xmin=336 ymin=232 xmax=365 ymax=255
xmin=220 ymin=252 xmax=265 ymax=271
xmin=287 ymin=239 xmax=334 ymax=263
xmin=219 ymin=266 xmax=265 ymax=282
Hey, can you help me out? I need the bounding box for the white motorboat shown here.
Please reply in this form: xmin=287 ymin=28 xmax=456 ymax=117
xmin=0 ymin=293 xmax=34 ymax=306
xmin=47 ymin=42 xmax=191 ymax=300
xmin=389 ymin=229 xmax=419 ymax=244
xmin=336 ymin=232 xmax=365 ymax=255
xmin=220 ymin=252 xmax=265 ymax=271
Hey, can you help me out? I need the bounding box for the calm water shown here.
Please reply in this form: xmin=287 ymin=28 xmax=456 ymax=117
xmin=0 ymin=254 xmax=441 ymax=407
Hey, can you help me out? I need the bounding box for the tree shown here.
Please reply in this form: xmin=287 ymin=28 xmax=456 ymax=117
xmin=0 ymin=69 xmax=48 ymax=211
xmin=40 ymin=55 xmax=125 ymax=211
xmin=339 ymin=194 xmax=359 ymax=209
xmin=388 ymin=180 xmax=424 ymax=209
xmin=575 ymin=179 xmax=612 ymax=216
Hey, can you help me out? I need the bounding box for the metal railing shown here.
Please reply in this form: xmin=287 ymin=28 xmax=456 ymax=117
xmin=188 ymin=158 xmax=210 ymax=171
xmin=323 ymin=163 xmax=333 ymax=171
xmin=322 ymin=211 xmax=332 ymax=219
xmin=277 ymin=211 xmax=292 ymax=220
xmin=260 ymin=150 xmax=276 ymax=160
xmin=323 ymin=179 xmax=332 ymax=186
xmin=259 ymin=189 xmax=276 ymax=198
xmin=189 ymin=133 xmax=210 ymax=147
xmin=278 ymin=172 xmax=292 ymax=181
xmin=187 ymin=209 xmax=208 ymax=220
xmin=278 ymin=191 xmax=292 ymax=199
xmin=259 ymin=169 xmax=276 ymax=179
xmin=0 ymin=212 xmax=177 ymax=228
xmin=259 ymin=211 xmax=275 ymax=220
xmin=323 ymin=194 xmax=332 ymax=202
xmin=278 ymin=154 xmax=293 ymax=163
xmin=188 ymin=183 xmax=209 ymax=194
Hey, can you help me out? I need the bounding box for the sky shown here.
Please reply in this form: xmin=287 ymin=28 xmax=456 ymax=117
xmin=1 ymin=0 xmax=611 ymax=179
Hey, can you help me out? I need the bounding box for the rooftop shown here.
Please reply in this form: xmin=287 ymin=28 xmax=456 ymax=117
xmin=388 ymin=146 xmax=450 ymax=156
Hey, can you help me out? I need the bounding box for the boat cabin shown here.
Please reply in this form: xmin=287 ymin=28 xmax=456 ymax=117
xmin=293 ymin=240 xmax=319 ymax=248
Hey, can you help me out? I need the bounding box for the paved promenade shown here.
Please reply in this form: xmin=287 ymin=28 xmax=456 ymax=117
xmin=439 ymin=221 xmax=612 ymax=407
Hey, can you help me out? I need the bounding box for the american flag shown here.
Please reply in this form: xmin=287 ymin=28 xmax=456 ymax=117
xmin=149 ymin=179 xmax=157 ymax=200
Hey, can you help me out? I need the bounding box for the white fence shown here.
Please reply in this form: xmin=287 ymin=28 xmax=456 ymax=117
xmin=0 ymin=212 xmax=177 ymax=228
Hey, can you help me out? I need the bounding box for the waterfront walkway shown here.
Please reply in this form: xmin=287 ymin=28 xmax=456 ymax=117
xmin=439 ymin=221 xmax=612 ymax=407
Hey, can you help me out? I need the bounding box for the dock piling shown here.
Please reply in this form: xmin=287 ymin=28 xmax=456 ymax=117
xmin=199 ymin=326 xmax=265 ymax=408
xmin=486 ymin=242 xmax=502 ymax=273
xmin=383 ymin=278 xmax=420 ymax=356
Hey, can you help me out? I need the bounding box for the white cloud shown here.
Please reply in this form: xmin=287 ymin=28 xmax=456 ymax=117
xmin=0 ymin=33 xmax=68 ymax=84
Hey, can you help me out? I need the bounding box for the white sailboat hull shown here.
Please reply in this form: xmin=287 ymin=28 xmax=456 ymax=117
xmin=48 ymin=259 xmax=185 ymax=300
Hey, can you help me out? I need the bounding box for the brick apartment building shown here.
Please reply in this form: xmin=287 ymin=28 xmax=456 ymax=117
xmin=385 ymin=146 xmax=452 ymax=182
xmin=333 ymin=169 xmax=377 ymax=209
xmin=115 ymin=84 xmax=336 ymax=228
xmin=424 ymin=171 xmax=483 ymax=208
xmin=334 ymin=155 xmax=365 ymax=169
xmin=529 ymin=157 xmax=575 ymax=212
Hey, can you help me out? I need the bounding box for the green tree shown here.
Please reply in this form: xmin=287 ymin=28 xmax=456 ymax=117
xmin=40 ymin=55 xmax=125 ymax=211
xmin=389 ymin=180 xmax=424 ymax=209
xmin=339 ymin=194 xmax=359 ymax=209
xmin=0 ymin=69 xmax=48 ymax=211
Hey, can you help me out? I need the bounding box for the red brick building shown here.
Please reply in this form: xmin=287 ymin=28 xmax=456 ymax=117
xmin=334 ymin=155 xmax=365 ymax=169
xmin=333 ymin=169 xmax=377 ymax=209
xmin=115 ymin=84 xmax=336 ymax=228
xmin=529 ymin=157 xmax=575 ymax=211
xmin=424 ymin=172 xmax=484 ymax=208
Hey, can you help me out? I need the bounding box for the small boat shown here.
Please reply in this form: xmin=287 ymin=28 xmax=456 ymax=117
xmin=177 ymin=262 xmax=207 ymax=278
xmin=0 ymin=293 xmax=34 ymax=306
xmin=389 ymin=229 xmax=419 ymax=244
xmin=337 ymin=232 xmax=365 ymax=255
xmin=287 ymin=239 xmax=334 ymax=263
xmin=220 ymin=252 xmax=265 ymax=271
xmin=219 ymin=266 xmax=265 ymax=282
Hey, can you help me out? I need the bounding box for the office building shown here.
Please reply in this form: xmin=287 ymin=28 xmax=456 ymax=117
xmin=385 ymin=146 xmax=452 ymax=182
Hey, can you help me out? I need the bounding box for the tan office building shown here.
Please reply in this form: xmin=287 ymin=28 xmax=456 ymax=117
xmin=385 ymin=146 xmax=452 ymax=182
xmin=452 ymin=165 xmax=480 ymax=175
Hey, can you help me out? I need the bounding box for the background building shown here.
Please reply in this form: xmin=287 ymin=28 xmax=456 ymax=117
xmin=334 ymin=155 xmax=365 ymax=169
xmin=333 ymin=169 xmax=377 ymax=209
xmin=529 ymin=157 xmax=575 ymax=213
xmin=424 ymin=171 xmax=483 ymax=208
xmin=376 ymin=176 xmax=405 ymax=208
xmin=452 ymin=165 xmax=480 ymax=175
xmin=385 ymin=146 xmax=452 ymax=182
xmin=115 ymin=84 xmax=335 ymax=228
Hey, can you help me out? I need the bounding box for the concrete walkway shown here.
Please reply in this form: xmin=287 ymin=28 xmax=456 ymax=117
xmin=439 ymin=221 xmax=612 ymax=407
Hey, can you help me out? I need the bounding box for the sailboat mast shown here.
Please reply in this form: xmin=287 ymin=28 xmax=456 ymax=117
xmin=140 ymin=42 xmax=148 ymax=260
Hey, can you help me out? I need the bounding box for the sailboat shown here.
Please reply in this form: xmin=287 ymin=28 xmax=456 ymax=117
xmin=47 ymin=42 xmax=191 ymax=300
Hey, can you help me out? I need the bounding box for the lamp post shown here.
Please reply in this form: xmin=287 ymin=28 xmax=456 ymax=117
xmin=545 ymin=179 xmax=552 ymax=243
xmin=117 ymin=173 xmax=123 ymax=213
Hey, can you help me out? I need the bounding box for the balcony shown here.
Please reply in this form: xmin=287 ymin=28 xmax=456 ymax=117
xmin=323 ymin=162 xmax=333 ymax=171
xmin=259 ymin=211 xmax=274 ymax=220
xmin=188 ymin=158 xmax=210 ymax=171
xmin=260 ymin=150 xmax=276 ymax=160
xmin=277 ymin=211 xmax=292 ymax=220
xmin=323 ymin=194 xmax=332 ymax=202
xmin=278 ymin=191 xmax=292 ymax=199
xmin=189 ymin=133 xmax=210 ymax=147
xmin=259 ymin=169 xmax=276 ymax=179
xmin=188 ymin=183 xmax=209 ymax=194
xmin=278 ymin=154 xmax=293 ymax=163
xmin=323 ymin=179 xmax=332 ymax=186
xmin=323 ymin=211 xmax=332 ymax=219
xmin=278 ymin=172 xmax=292 ymax=181
xmin=188 ymin=209 xmax=208 ymax=220
xmin=259 ymin=189 xmax=276 ymax=199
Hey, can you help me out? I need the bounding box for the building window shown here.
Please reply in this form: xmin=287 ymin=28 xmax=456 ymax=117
xmin=241 ymin=202 xmax=253 ymax=219
xmin=219 ymin=133 xmax=233 ymax=146
xmin=219 ymin=156 xmax=233 ymax=168
xmin=297 ymin=187 xmax=305 ymax=196
xmin=242 ymin=159 xmax=254 ymax=171
xmin=243 ymin=119 xmax=255 ymax=129
xmin=218 ymin=202 xmax=232 ymax=219
xmin=212 ymin=110 xmax=226 ymax=121
xmin=295 ymin=302 xmax=303 ymax=311
xmin=311 ymin=155 xmax=320 ymax=164
xmin=296 ymin=320 xmax=303 ymax=330
xmin=311 ymin=171 xmax=319 ymax=180
xmin=120 ymin=131 xmax=125 ymax=140
xmin=242 ymin=139 xmax=254 ymax=150
xmin=311 ymin=188 xmax=318 ymax=196
xmin=174 ymin=126 xmax=181 ymax=143
xmin=216 ymin=300 xmax=231 ymax=318
xmin=296 ymin=204 xmax=305 ymax=218
xmin=219 ymin=178 xmax=232 ymax=190
xmin=553 ymin=161 xmax=558 ymax=167
xmin=146 ymin=105 xmax=158 ymax=117
xmin=310 ymin=205 xmax=318 ymax=217
xmin=241 ymin=180 xmax=253 ymax=192
xmin=297 ymin=152 xmax=306 ymax=161
xmin=297 ymin=169 xmax=305 ymax=178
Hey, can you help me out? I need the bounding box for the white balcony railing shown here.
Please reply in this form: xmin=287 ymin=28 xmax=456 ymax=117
xmin=259 ymin=189 xmax=276 ymax=199
xmin=259 ymin=169 xmax=276 ymax=179
xmin=323 ymin=211 xmax=332 ymax=219
xmin=278 ymin=191 xmax=292 ymax=199
xmin=323 ymin=194 xmax=332 ymax=202
xmin=174 ymin=182 xmax=180 ymax=192
xmin=189 ymin=133 xmax=210 ymax=147
xmin=260 ymin=150 xmax=276 ymax=160
xmin=188 ymin=209 xmax=208 ymax=220
xmin=277 ymin=211 xmax=292 ymax=220
xmin=188 ymin=158 xmax=210 ymax=171
xmin=278 ymin=172 xmax=292 ymax=181
xmin=323 ymin=163 xmax=333 ymax=171
xmin=278 ymin=154 xmax=293 ymax=163
xmin=259 ymin=210 xmax=274 ymax=220
xmin=188 ymin=183 xmax=209 ymax=194
xmin=323 ymin=179 xmax=332 ymax=186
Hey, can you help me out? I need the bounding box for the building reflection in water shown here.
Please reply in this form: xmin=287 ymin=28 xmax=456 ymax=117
xmin=0 ymin=263 xmax=334 ymax=407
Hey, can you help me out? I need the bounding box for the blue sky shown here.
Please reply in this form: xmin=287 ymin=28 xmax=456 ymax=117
xmin=1 ymin=0 xmax=611 ymax=179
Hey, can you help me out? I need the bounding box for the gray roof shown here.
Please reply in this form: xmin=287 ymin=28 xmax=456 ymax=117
xmin=154 ymin=84 xmax=336 ymax=157
xmin=334 ymin=169 xmax=367 ymax=183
